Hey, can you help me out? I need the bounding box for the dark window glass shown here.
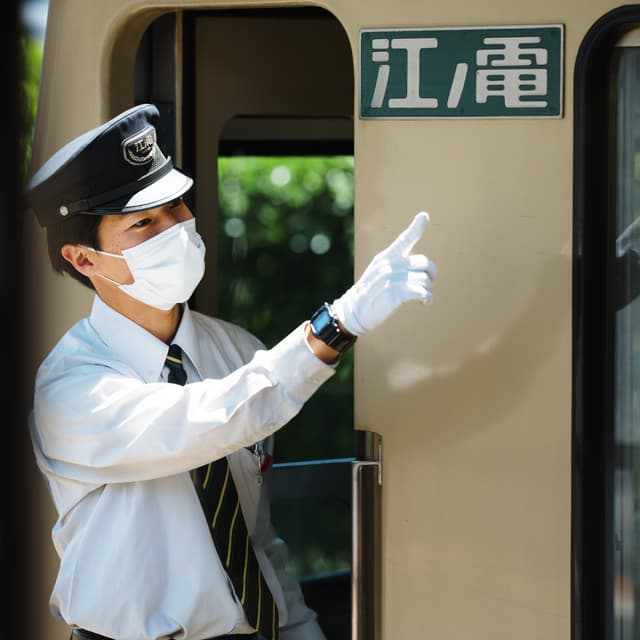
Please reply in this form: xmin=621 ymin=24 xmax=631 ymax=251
xmin=612 ymin=44 xmax=640 ymax=638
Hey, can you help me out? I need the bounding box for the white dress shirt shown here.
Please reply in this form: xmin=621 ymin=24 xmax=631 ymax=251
xmin=29 ymin=295 xmax=335 ymax=640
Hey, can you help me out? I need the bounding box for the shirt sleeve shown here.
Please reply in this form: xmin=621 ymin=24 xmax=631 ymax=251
xmin=33 ymin=323 xmax=335 ymax=484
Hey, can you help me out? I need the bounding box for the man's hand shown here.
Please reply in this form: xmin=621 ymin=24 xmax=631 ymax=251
xmin=332 ymin=211 xmax=437 ymax=336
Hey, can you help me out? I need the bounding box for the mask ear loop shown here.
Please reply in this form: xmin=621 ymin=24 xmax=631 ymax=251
xmin=80 ymin=246 xmax=130 ymax=286
xmin=80 ymin=245 xmax=126 ymax=260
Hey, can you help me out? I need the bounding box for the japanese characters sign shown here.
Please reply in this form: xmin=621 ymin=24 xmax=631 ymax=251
xmin=360 ymin=25 xmax=564 ymax=118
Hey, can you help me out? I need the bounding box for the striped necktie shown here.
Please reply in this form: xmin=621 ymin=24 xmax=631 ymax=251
xmin=165 ymin=343 xmax=188 ymax=385
xmin=164 ymin=345 xmax=279 ymax=639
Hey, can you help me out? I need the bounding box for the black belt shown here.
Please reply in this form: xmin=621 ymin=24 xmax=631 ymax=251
xmin=71 ymin=629 xmax=259 ymax=639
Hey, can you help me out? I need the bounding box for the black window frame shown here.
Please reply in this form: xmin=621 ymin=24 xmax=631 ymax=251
xmin=573 ymin=6 xmax=640 ymax=640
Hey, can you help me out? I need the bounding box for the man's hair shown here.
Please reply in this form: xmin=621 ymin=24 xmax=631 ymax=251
xmin=46 ymin=214 xmax=102 ymax=290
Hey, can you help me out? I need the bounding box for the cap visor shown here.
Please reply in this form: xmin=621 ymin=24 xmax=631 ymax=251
xmin=93 ymin=168 xmax=193 ymax=214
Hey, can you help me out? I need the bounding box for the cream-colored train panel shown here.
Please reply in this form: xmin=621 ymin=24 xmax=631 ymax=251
xmin=25 ymin=1 xmax=626 ymax=638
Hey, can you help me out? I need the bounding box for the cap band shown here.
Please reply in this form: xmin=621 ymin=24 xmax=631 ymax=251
xmin=64 ymin=155 xmax=174 ymax=215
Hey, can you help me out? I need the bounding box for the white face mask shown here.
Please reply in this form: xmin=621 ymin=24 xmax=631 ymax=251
xmin=87 ymin=218 xmax=206 ymax=310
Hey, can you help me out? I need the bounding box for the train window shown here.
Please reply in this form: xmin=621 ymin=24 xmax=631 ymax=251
xmin=216 ymin=151 xmax=355 ymax=464
xmin=611 ymin=32 xmax=640 ymax=639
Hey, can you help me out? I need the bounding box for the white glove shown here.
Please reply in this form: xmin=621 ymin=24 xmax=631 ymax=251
xmin=332 ymin=211 xmax=437 ymax=336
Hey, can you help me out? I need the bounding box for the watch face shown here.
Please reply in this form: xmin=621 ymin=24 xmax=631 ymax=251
xmin=311 ymin=305 xmax=332 ymax=333
xmin=310 ymin=303 xmax=356 ymax=353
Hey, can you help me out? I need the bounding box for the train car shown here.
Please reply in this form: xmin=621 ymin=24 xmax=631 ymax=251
xmin=20 ymin=0 xmax=640 ymax=638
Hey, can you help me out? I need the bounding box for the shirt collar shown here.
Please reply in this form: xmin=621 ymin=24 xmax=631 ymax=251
xmin=171 ymin=303 xmax=205 ymax=380
xmin=89 ymin=295 xmax=204 ymax=383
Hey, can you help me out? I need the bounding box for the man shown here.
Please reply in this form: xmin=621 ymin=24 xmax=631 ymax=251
xmin=25 ymin=103 xmax=436 ymax=640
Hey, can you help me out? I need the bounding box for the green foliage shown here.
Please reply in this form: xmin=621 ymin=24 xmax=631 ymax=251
xmin=218 ymin=156 xmax=354 ymax=343
xmin=19 ymin=28 xmax=43 ymax=186
xmin=218 ymin=156 xmax=355 ymax=462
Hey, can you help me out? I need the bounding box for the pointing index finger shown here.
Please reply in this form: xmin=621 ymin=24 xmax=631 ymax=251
xmin=386 ymin=211 xmax=430 ymax=256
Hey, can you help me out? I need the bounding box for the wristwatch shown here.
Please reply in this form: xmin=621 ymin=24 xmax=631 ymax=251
xmin=309 ymin=302 xmax=357 ymax=353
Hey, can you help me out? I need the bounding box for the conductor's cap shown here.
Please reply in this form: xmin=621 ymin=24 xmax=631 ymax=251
xmin=25 ymin=103 xmax=193 ymax=227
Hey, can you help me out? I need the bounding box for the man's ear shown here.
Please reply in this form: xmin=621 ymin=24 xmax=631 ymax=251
xmin=61 ymin=244 xmax=97 ymax=278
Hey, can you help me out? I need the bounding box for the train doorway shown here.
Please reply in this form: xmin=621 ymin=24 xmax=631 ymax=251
xmin=186 ymin=9 xmax=353 ymax=638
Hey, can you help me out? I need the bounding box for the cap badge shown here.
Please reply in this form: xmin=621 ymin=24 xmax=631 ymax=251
xmin=122 ymin=125 xmax=157 ymax=165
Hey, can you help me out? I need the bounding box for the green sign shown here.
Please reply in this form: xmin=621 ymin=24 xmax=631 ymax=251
xmin=360 ymin=25 xmax=564 ymax=118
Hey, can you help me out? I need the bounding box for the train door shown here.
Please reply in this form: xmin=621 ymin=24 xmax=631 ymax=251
xmin=188 ymin=11 xmax=357 ymax=638
xmin=141 ymin=9 xmax=364 ymax=639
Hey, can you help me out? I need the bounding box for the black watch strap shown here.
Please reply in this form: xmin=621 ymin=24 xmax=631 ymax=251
xmin=309 ymin=302 xmax=357 ymax=353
